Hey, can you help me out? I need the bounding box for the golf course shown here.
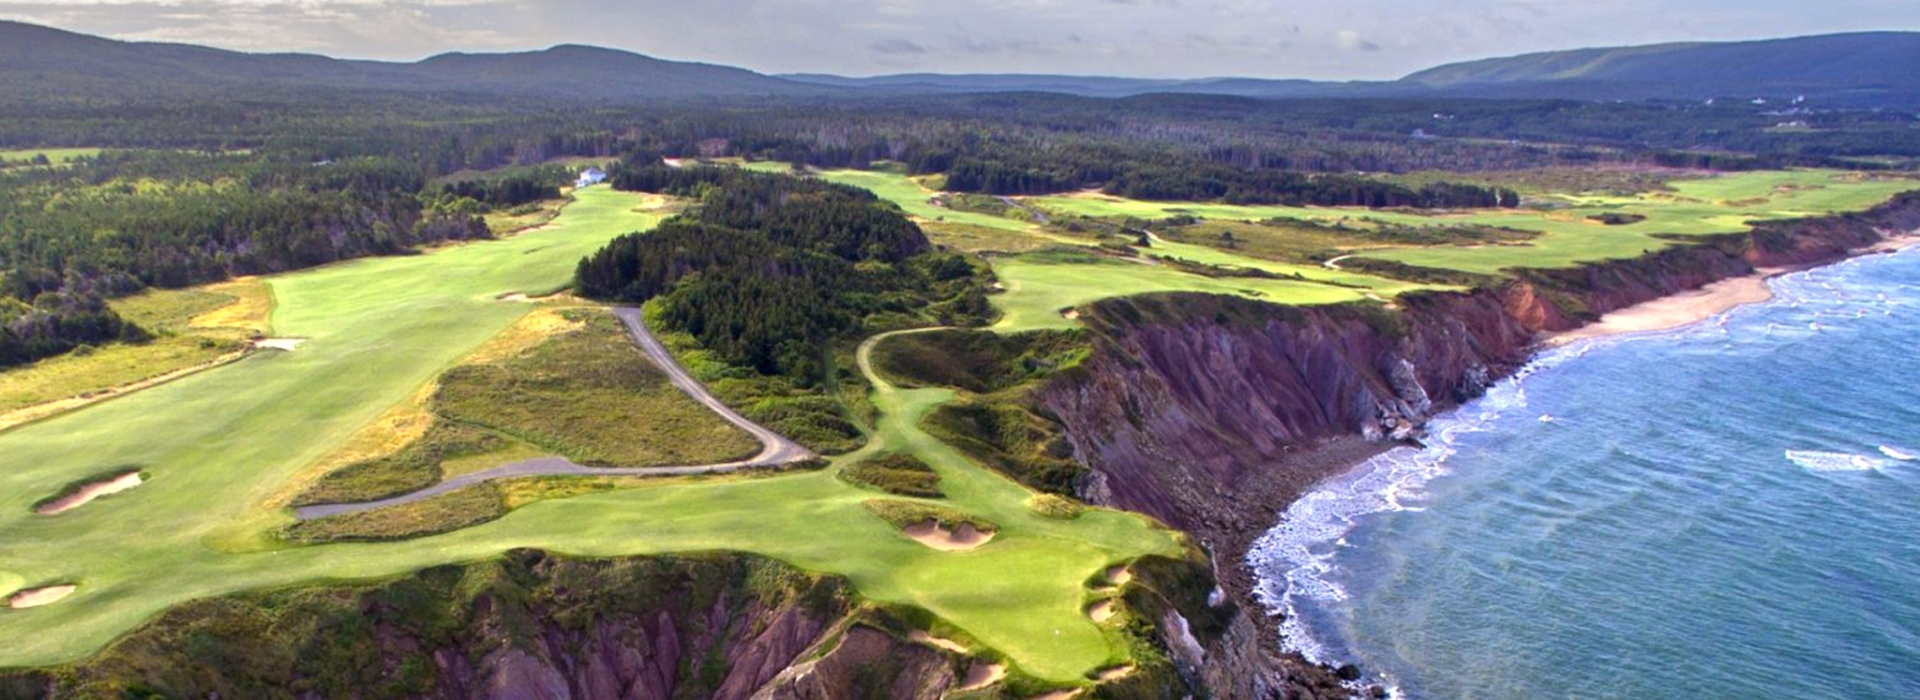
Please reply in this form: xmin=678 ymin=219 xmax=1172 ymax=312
xmin=0 ymin=185 xmax=1182 ymax=689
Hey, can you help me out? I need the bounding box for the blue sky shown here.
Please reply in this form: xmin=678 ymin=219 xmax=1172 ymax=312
xmin=3 ymin=0 xmax=1916 ymax=78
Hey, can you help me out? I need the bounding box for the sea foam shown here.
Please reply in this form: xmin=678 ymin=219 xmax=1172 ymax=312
xmin=1880 ymin=445 xmax=1917 ymax=461
xmin=1246 ymin=341 xmax=1597 ymax=665
xmin=1786 ymin=450 xmax=1894 ymax=472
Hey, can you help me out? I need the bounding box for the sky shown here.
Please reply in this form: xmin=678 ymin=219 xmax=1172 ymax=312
xmin=2 ymin=0 xmax=1917 ymax=79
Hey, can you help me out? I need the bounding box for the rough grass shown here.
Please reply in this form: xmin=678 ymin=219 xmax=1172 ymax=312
xmin=0 ymin=280 xmax=267 ymax=416
xmin=862 ymin=498 xmax=995 ymax=533
xmin=840 ymin=453 xmax=944 ymax=498
xmin=290 ymin=421 xmax=518 ymax=506
xmin=284 ymin=484 xmax=507 ymax=543
xmin=870 ymin=328 xmax=1087 ymax=394
xmin=922 ymin=390 xmax=1084 ymax=497
xmin=433 ymin=308 xmax=759 ymax=468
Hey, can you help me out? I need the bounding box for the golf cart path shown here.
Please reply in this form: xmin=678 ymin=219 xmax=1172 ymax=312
xmin=294 ymin=307 xmax=813 ymax=520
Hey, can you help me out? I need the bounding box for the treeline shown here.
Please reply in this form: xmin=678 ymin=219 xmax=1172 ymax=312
xmin=0 ymin=152 xmax=487 ymax=368
xmin=576 ymin=166 xmax=989 ymax=382
xmin=0 ymin=286 xmax=147 ymax=367
xmin=438 ymin=166 xmax=568 ymax=208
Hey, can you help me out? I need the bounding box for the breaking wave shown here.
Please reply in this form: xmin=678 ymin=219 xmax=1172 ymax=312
xmin=1786 ymin=450 xmax=1896 ymax=472
xmin=1246 ymin=341 xmax=1603 ymax=665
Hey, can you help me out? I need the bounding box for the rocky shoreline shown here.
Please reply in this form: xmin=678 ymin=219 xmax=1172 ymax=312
xmin=1040 ymin=190 xmax=1920 ymax=699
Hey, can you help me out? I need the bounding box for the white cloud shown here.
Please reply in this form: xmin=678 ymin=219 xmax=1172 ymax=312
xmin=2 ymin=0 xmax=1914 ymax=78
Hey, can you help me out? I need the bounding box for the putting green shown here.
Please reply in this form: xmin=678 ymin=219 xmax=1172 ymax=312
xmin=0 ymin=186 xmax=1177 ymax=685
xmin=991 ymin=255 xmax=1378 ymax=331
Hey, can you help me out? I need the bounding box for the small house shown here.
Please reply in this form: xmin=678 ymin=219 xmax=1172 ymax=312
xmin=575 ymin=167 xmax=607 ymax=189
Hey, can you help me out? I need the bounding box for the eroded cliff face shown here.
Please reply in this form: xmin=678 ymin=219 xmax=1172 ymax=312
xmin=1035 ymin=190 xmax=1920 ymax=699
xmin=0 ymin=551 xmax=963 ymax=700
xmin=1506 ymin=191 xmax=1920 ymax=331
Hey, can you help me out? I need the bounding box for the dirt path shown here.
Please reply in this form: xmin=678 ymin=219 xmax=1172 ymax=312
xmin=294 ymin=307 xmax=813 ymax=520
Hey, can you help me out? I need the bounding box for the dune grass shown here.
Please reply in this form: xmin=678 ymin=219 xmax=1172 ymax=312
xmin=0 ymin=186 xmax=1178 ymax=688
xmin=0 ymin=280 xmax=269 ymax=418
xmin=432 ymin=308 xmax=759 ymax=468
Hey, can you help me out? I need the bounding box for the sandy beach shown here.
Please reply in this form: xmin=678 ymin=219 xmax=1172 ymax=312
xmin=1548 ymin=232 xmax=1920 ymax=346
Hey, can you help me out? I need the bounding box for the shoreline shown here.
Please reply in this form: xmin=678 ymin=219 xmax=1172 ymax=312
xmin=1250 ymin=227 xmax=1920 ymax=691
xmin=1544 ymin=232 xmax=1920 ymax=347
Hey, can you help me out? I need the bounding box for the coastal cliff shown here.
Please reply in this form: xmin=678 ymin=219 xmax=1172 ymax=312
xmin=1036 ymin=190 xmax=1920 ymax=699
xmin=0 ymin=551 xmax=963 ymax=700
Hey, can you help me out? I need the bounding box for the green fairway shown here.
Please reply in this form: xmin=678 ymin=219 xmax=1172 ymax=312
xmin=0 ymin=148 xmax=100 ymax=167
xmin=991 ymin=253 xmax=1378 ymax=331
xmin=0 ymin=186 xmax=1178 ymax=687
xmin=813 ymin=168 xmax=1038 ymax=232
xmin=1028 ymin=171 xmax=1920 ymax=275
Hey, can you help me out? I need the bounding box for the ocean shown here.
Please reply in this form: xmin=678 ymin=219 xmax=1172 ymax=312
xmin=1250 ymin=246 xmax=1920 ymax=699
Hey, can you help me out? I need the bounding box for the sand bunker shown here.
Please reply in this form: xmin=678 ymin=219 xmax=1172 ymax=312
xmin=36 ymin=471 xmax=143 ymax=515
xmin=907 ymin=629 xmax=969 ymax=654
xmin=1060 ymin=309 xmax=1081 ymax=320
xmin=1094 ymin=664 xmax=1135 ymax=682
xmin=960 ymin=662 xmax=1007 ymax=690
xmin=8 ymin=584 xmax=75 ymax=609
xmin=1027 ymin=689 xmax=1084 ymax=700
xmin=1087 ymin=600 xmax=1116 ymax=623
xmin=903 ymin=520 xmax=995 ymax=551
xmin=497 ymin=291 xmax=571 ymax=304
xmin=253 ymin=337 xmax=308 ymax=351
xmin=1106 ymin=565 xmax=1133 ymax=586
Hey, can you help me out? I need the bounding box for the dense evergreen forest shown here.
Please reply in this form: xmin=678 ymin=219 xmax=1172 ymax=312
xmin=576 ymin=166 xmax=990 ymax=382
xmin=0 ymin=152 xmax=488 ymax=367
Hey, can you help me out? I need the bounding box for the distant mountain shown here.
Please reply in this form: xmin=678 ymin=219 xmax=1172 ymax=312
xmin=0 ymin=20 xmax=825 ymax=102
xmin=5 ymin=20 xmax=1919 ymax=107
xmin=792 ymin=33 xmax=1920 ymax=106
xmin=1401 ymin=33 xmax=1920 ymax=103
xmin=779 ymin=72 xmax=1390 ymax=99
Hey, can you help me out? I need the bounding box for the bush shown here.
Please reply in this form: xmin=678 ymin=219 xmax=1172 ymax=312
xmin=840 ymin=453 xmax=942 ymax=498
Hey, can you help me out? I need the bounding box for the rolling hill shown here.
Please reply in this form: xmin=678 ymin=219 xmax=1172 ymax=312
xmin=1402 ymin=32 xmax=1920 ymax=103
xmin=0 ymin=20 xmax=826 ymax=102
xmin=4 ymin=19 xmax=1919 ymax=107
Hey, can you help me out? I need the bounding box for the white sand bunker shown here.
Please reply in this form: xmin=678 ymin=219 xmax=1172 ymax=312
xmin=496 ymin=291 xmax=569 ymax=303
xmin=961 ymin=662 xmax=1007 ymax=690
xmin=1094 ymin=664 xmax=1135 ymax=681
xmin=8 ymin=584 xmax=76 ymax=609
xmin=1105 ymin=564 xmax=1133 ymax=586
xmin=1027 ymin=689 xmax=1084 ymax=700
xmin=36 ymin=471 xmax=143 ymax=515
xmin=907 ymin=629 xmax=968 ymax=654
xmin=1087 ymin=600 xmax=1117 ymax=623
xmin=903 ymin=520 xmax=995 ymax=551
xmin=1060 ymin=309 xmax=1081 ymax=320
xmin=252 ymin=338 xmax=308 ymax=351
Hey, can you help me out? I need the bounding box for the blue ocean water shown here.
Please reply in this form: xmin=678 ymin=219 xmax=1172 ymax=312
xmin=1250 ymin=246 xmax=1920 ymax=700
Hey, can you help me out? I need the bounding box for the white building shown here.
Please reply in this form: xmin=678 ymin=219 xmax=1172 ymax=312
xmin=575 ymin=167 xmax=607 ymax=189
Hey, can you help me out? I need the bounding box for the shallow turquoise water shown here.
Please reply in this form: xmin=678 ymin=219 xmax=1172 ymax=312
xmin=1252 ymin=247 xmax=1920 ymax=699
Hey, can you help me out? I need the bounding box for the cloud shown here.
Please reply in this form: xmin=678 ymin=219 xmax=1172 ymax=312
xmin=3 ymin=0 xmax=1913 ymax=79
xmin=1335 ymin=29 xmax=1380 ymax=52
xmin=867 ymin=38 xmax=928 ymax=54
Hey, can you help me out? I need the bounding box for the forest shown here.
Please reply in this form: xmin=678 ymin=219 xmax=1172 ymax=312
xmin=576 ymin=165 xmax=991 ymax=383
xmin=0 ymin=151 xmax=487 ymax=367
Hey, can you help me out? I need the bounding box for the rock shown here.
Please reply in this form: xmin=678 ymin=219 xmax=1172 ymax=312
xmin=1334 ymin=664 xmax=1362 ymax=682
